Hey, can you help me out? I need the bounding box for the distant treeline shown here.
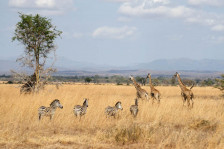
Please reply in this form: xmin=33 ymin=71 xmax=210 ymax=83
xmin=0 ymin=74 xmax=218 ymax=87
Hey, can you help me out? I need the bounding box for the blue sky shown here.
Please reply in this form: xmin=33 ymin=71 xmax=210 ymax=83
xmin=0 ymin=0 xmax=224 ymax=66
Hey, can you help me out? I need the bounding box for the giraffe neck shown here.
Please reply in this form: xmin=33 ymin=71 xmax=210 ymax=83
xmin=132 ymin=78 xmax=141 ymax=91
xmin=177 ymin=74 xmax=187 ymax=91
xmin=148 ymin=75 xmax=155 ymax=89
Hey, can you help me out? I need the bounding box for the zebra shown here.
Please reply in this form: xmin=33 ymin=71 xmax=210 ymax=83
xmin=73 ymin=98 xmax=89 ymax=120
xmin=130 ymin=98 xmax=139 ymax=117
xmin=38 ymin=99 xmax=63 ymax=120
xmin=105 ymin=101 xmax=123 ymax=118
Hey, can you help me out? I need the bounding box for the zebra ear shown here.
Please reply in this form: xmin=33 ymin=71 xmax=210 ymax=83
xmin=84 ymin=98 xmax=88 ymax=104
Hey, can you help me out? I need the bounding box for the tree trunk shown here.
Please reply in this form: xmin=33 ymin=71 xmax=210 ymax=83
xmin=35 ymin=49 xmax=40 ymax=91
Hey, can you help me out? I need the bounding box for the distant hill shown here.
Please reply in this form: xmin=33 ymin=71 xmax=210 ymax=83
xmin=130 ymin=58 xmax=224 ymax=71
xmin=0 ymin=58 xmax=224 ymax=77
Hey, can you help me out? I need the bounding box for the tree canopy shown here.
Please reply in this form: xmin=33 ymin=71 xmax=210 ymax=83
xmin=12 ymin=13 xmax=62 ymax=93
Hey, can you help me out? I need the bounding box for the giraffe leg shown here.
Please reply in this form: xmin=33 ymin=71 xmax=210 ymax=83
xmin=182 ymin=97 xmax=186 ymax=107
xmin=181 ymin=93 xmax=186 ymax=107
xmin=145 ymin=93 xmax=149 ymax=101
xmin=155 ymin=94 xmax=160 ymax=104
xmin=187 ymin=98 xmax=191 ymax=108
xmin=191 ymin=99 xmax=194 ymax=108
xmin=152 ymin=97 xmax=155 ymax=105
xmin=39 ymin=114 xmax=41 ymax=120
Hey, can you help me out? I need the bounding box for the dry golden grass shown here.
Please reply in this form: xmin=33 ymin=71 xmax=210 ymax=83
xmin=0 ymin=84 xmax=224 ymax=148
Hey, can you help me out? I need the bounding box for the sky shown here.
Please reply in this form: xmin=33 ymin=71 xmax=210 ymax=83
xmin=0 ymin=0 xmax=224 ymax=66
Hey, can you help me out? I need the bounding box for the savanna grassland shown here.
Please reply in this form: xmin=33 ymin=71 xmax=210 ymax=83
xmin=0 ymin=84 xmax=224 ymax=149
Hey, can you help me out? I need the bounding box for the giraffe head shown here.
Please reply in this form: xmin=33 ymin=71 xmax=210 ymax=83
xmin=129 ymin=75 xmax=134 ymax=81
xmin=173 ymin=72 xmax=179 ymax=78
xmin=146 ymin=73 xmax=151 ymax=78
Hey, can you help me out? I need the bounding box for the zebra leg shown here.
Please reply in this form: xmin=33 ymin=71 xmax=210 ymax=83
xmin=135 ymin=111 xmax=138 ymax=118
xmin=191 ymin=98 xmax=194 ymax=108
xmin=50 ymin=115 xmax=53 ymax=120
xmin=39 ymin=114 xmax=42 ymax=120
xmin=79 ymin=116 xmax=81 ymax=121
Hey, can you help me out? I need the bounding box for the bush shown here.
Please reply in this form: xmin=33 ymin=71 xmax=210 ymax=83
xmin=215 ymin=74 xmax=224 ymax=92
xmin=85 ymin=77 xmax=92 ymax=83
xmin=115 ymin=124 xmax=143 ymax=144
xmin=7 ymin=81 xmax=13 ymax=84
xmin=116 ymin=82 xmax=123 ymax=85
xmin=189 ymin=119 xmax=217 ymax=131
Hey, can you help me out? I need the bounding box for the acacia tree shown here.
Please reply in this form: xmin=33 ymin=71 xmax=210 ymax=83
xmin=215 ymin=74 xmax=224 ymax=96
xmin=85 ymin=77 xmax=92 ymax=84
xmin=12 ymin=13 xmax=62 ymax=93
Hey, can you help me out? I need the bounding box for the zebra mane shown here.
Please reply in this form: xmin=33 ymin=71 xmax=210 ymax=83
xmin=115 ymin=101 xmax=121 ymax=107
xmin=83 ymin=98 xmax=88 ymax=106
xmin=50 ymin=99 xmax=59 ymax=107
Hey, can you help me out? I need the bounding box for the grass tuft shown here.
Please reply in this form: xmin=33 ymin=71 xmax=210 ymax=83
xmin=189 ymin=119 xmax=217 ymax=131
xmin=115 ymin=124 xmax=143 ymax=144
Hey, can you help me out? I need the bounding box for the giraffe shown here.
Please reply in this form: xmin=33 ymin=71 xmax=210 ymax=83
xmin=146 ymin=73 xmax=161 ymax=104
xmin=129 ymin=76 xmax=149 ymax=101
xmin=173 ymin=72 xmax=194 ymax=108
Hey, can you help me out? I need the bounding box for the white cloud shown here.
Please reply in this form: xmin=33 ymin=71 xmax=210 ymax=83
xmin=118 ymin=0 xmax=224 ymax=32
xmin=104 ymin=0 xmax=131 ymax=2
xmin=118 ymin=1 xmax=193 ymax=18
xmin=92 ymin=26 xmax=137 ymax=39
xmin=9 ymin=0 xmax=27 ymax=7
xmin=211 ymin=24 xmax=224 ymax=31
xmin=104 ymin=0 xmax=169 ymax=4
xmin=188 ymin=0 xmax=224 ymax=6
xmin=35 ymin=0 xmax=56 ymax=8
xmin=9 ymin=0 xmax=75 ymax=15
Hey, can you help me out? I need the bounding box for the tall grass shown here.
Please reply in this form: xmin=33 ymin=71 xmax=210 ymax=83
xmin=0 ymin=84 xmax=224 ymax=148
